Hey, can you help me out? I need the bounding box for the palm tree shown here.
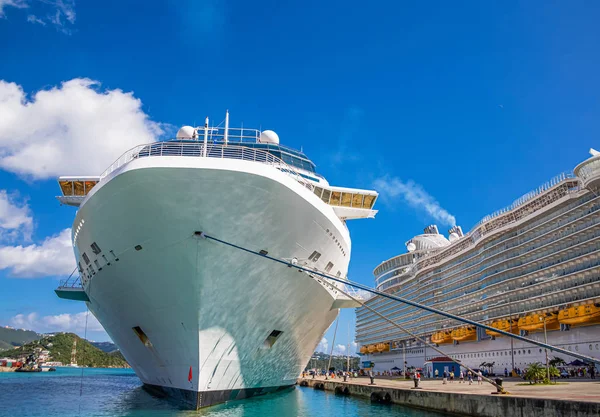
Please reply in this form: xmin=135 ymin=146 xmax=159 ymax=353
xmin=549 ymin=357 xmax=566 ymax=368
xmin=524 ymin=362 xmax=545 ymax=384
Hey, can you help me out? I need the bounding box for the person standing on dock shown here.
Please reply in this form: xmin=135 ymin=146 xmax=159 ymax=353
xmin=504 ymin=368 xmax=508 ymax=378
xmin=435 ymin=369 xmax=439 ymax=379
xmin=442 ymin=371 xmax=447 ymax=384
xmin=459 ymin=370 xmax=464 ymax=383
xmin=477 ymin=371 xmax=483 ymax=385
xmin=368 ymin=370 xmax=375 ymax=385
xmin=467 ymin=371 xmax=473 ymax=385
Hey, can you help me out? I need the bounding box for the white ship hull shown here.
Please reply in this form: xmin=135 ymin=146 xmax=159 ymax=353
xmin=363 ymin=326 xmax=600 ymax=373
xmin=73 ymin=156 xmax=352 ymax=407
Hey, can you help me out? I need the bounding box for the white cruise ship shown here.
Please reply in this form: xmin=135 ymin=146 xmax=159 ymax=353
xmin=54 ymin=113 xmax=378 ymax=408
xmin=357 ymin=150 xmax=600 ymax=375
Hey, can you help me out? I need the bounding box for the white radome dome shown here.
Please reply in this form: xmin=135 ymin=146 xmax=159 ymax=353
xmin=406 ymin=242 xmax=416 ymax=252
xmin=449 ymin=232 xmax=460 ymax=242
xmin=176 ymin=126 xmax=196 ymax=139
xmin=259 ymin=130 xmax=279 ymax=144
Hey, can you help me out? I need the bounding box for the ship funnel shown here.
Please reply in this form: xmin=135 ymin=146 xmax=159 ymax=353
xmin=424 ymin=225 xmax=439 ymax=235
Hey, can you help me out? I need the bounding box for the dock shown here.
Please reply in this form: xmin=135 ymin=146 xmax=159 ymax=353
xmin=297 ymin=376 xmax=600 ymax=417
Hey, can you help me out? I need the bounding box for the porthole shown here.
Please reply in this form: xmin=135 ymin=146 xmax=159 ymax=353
xmin=528 ymin=350 xmax=531 ymax=354
xmin=539 ymin=349 xmax=542 ymax=353
xmin=575 ymin=346 xmax=579 ymax=351
xmin=596 ymin=344 xmax=599 ymax=350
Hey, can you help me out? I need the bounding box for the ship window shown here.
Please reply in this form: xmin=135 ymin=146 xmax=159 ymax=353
xmin=90 ymin=242 xmax=101 ymax=255
xmin=352 ymin=193 xmax=364 ymax=207
xmin=133 ymin=326 xmax=152 ymax=347
xmin=341 ymin=193 xmax=352 ymax=207
xmin=321 ymin=189 xmax=331 ymax=204
xmin=84 ymin=181 xmax=97 ymax=195
xmin=82 ymin=252 xmax=90 ymax=265
xmin=78 ymin=262 xmax=83 ymax=274
xmin=313 ymin=187 xmax=323 ymax=198
xmin=325 ymin=262 xmax=334 ymax=273
xmin=74 ymin=181 xmax=85 ymax=196
xmin=59 ymin=181 xmax=74 ymax=196
xmin=309 ymin=251 xmax=321 ymax=262
xmin=363 ymin=195 xmax=375 ymax=209
xmin=330 ymin=191 xmax=341 ymax=206
xmin=263 ymin=330 xmax=283 ymax=348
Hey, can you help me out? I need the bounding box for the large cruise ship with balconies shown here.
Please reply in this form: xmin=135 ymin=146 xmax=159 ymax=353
xmin=357 ymin=149 xmax=600 ymax=374
xmin=53 ymin=112 xmax=378 ymax=408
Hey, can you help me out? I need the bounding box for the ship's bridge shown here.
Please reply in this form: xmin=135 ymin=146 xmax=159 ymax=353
xmin=575 ymin=148 xmax=600 ymax=190
xmin=57 ymin=176 xmax=100 ymax=207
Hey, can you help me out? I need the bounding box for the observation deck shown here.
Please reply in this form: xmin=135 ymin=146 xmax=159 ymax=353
xmin=575 ymin=149 xmax=600 ymax=189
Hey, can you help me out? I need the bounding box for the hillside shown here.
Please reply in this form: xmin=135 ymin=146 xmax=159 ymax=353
xmin=91 ymin=341 xmax=118 ymax=353
xmin=0 ymin=327 xmax=39 ymax=350
xmin=309 ymin=352 xmax=360 ymax=371
xmin=0 ymin=333 xmax=128 ymax=368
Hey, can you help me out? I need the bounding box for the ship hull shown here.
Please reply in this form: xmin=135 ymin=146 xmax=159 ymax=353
xmin=74 ymin=157 xmax=350 ymax=408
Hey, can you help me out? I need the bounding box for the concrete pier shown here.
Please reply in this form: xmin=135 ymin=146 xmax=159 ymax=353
xmin=297 ymin=376 xmax=600 ymax=417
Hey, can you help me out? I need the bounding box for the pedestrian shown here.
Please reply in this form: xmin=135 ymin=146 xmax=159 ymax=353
xmin=435 ymin=368 xmax=439 ymax=379
xmin=467 ymin=371 xmax=473 ymax=385
xmin=459 ymin=370 xmax=464 ymax=383
xmin=591 ymin=367 xmax=596 ymax=380
xmin=443 ymin=370 xmax=447 ymax=385
xmin=477 ymin=371 xmax=483 ymax=385
xmin=450 ymin=370 xmax=454 ymax=383
xmin=368 ymin=369 xmax=375 ymax=385
xmin=504 ymin=368 xmax=508 ymax=378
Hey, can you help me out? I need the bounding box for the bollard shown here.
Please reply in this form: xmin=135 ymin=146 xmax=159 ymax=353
xmin=491 ymin=377 xmax=504 ymax=395
xmin=343 ymin=374 xmax=347 ymax=382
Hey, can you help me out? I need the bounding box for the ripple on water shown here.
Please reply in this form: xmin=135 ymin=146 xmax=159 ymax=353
xmin=0 ymin=368 xmax=445 ymax=417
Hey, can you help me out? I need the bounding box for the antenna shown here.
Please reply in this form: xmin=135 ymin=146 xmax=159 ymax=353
xmin=202 ymin=116 xmax=209 ymax=157
xmin=224 ymin=110 xmax=229 ymax=146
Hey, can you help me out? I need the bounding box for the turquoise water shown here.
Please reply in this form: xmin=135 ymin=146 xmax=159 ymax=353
xmin=0 ymin=368 xmax=443 ymax=416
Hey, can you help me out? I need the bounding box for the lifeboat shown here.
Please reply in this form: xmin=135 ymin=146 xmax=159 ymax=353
xmin=359 ymin=346 xmax=368 ymax=355
xmin=559 ymin=303 xmax=600 ymax=326
xmin=518 ymin=312 xmax=560 ymax=332
xmin=485 ymin=318 xmax=519 ymax=337
xmin=376 ymin=342 xmax=390 ymax=352
xmin=431 ymin=331 xmax=453 ymax=345
xmin=451 ymin=327 xmax=477 ymax=342
xmin=367 ymin=345 xmax=376 ymax=353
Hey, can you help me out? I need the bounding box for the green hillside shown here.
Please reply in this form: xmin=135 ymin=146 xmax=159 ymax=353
xmin=0 ymin=327 xmax=39 ymax=350
xmin=0 ymin=333 xmax=128 ymax=368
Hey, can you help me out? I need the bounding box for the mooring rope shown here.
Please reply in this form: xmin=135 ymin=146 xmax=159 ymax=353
xmin=199 ymin=232 xmax=600 ymax=367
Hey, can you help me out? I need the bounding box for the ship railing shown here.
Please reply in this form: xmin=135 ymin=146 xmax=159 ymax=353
xmin=58 ymin=268 xmax=83 ymax=289
xmin=472 ymin=172 xmax=577 ymax=229
xmin=99 ymin=142 xmax=316 ymax=191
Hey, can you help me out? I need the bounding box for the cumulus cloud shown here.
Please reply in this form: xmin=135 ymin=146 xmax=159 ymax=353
xmin=334 ymin=344 xmax=346 ymax=355
xmin=373 ymin=177 xmax=456 ymax=227
xmin=0 ymin=228 xmax=74 ymax=278
xmin=11 ymin=311 xmax=104 ymax=333
xmin=316 ymin=337 xmax=328 ymax=353
xmin=0 ymin=190 xmax=33 ymax=241
xmin=0 ymin=78 xmax=164 ymax=179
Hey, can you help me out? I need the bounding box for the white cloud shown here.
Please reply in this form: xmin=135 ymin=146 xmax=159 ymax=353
xmin=26 ymin=13 xmax=44 ymax=25
xmin=0 ymin=0 xmax=28 ymax=17
xmin=334 ymin=344 xmax=346 ymax=355
xmin=0 ymin=78 xmax=164 ymax=179
xmin=11 ymin=311 xmax=104 ymax=333
xmin=0 ymin=228 xmax=74 ymax=278
xmin=0 ymin=190 xmax=33 ymax=240
xmin=373 ymin=177 xmax=456 ymax=227
xmin=316 ymin=337 xmax=328 ymax=353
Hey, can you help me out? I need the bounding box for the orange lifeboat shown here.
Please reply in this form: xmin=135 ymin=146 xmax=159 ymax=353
xmin=431 ymin=331 xmax=453 ymax=345
xmin=359 ymin=346 xmax=368 ymax=354
xmin=451 ymin=327 xmax=477 ymax=342
xmin=367 ymin=345 xmax=376 ymax=353
xmin=559 ymin=303 xmax=600 ymax=326
xmin=376 ymin=342 xmax=390 ymax=352
xmin=518 ymin=313 xmax=560 ymax=332
xmin=485 ymin=318 xmax=519 ymax=337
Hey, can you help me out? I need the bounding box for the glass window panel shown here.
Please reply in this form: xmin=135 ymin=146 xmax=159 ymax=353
xmin=341 ymin=192 xmax=352 ymax=207
xmin=59 ymin=181 xmax=73 ymax=196
xmin=313 ymin=187 xmax=323 ymax=198
xmin=352 ymin=193 xmax=364 ymax=208
xmin=84 ymin=181 xmax=97 ymax=195
xmin=330 ymin=191 xmax=342 ymax=206
xmin=363 ymin=195 xmax=375 ymax=209
xmin=74 ymin=181 xmax=85 ymax=196
xmin=321 ymin=189 xmax=331 ymax=204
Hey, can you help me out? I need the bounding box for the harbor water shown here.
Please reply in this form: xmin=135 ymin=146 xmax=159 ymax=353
xmin=0 ymin=368 xmax=444 ymax=417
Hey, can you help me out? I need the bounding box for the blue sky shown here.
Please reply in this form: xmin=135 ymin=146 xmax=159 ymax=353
xmin=0 ymin=1 xmax=599 ymax=352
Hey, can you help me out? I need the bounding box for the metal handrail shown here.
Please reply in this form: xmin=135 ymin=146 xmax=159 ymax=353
xmin=58 ymin=268 xmax=83 ymax=288
xmin=99 ymin=142 xmax=316 ymax=191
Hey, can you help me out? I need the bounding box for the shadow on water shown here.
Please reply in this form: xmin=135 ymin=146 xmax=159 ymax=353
xmin=0 ymin=369 xmax=446 ymax=417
